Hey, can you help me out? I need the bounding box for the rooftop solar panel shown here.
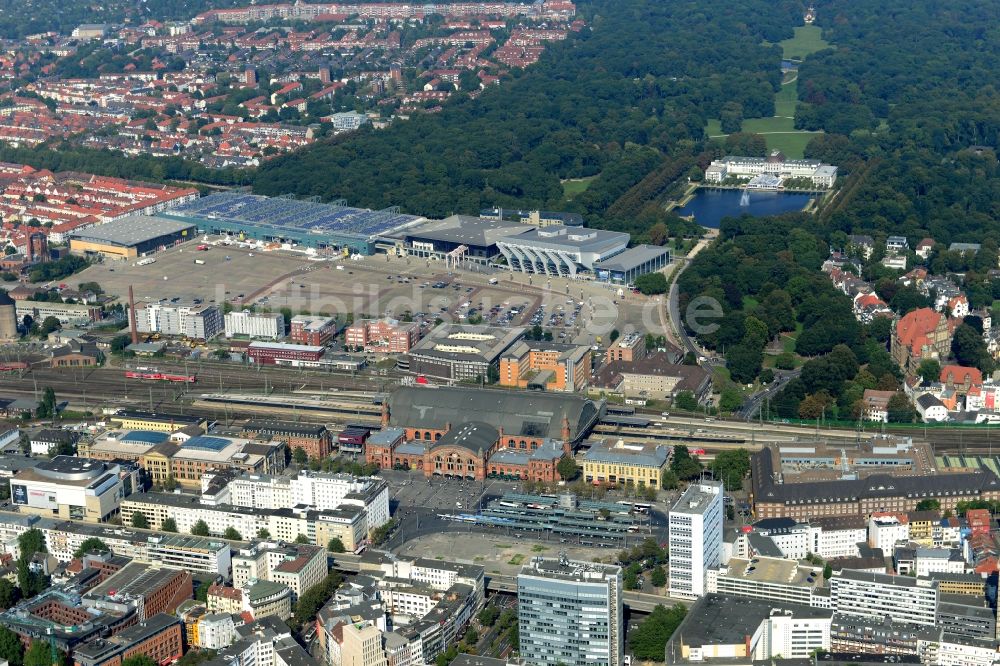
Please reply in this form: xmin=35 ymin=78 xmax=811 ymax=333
xmin=122 ymin=431 xmax=171 ymax=445
xmin=172 ymin=192 xmax=420 ymax=239
xmin=183 ymin=436 xmax=232 ymax=451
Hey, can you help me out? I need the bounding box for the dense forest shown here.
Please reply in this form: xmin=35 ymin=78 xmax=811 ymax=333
xmin=675 ymin=0 xmax=1000 ymax=417
xmin=254 ymin=0 xmax=804 ymax=230
xmin=798 ymin=0 xmax=1000 ymax=247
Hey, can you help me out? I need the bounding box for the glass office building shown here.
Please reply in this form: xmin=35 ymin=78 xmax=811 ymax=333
xmin=517 ymin=555 xmax=623 ymax=666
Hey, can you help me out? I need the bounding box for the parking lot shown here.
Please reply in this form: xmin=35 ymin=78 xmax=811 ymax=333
xmin=381 ymin=469 xmax=520 ymax=513
xmin=396 ymin=531 xmax=624 ymax=576
xmin=70 ymin=242 xmax=316 ymax=307
xmin=74 ymin=235 xmax=670 ymax=340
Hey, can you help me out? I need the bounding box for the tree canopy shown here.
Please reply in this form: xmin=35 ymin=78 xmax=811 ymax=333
xmin=711 ymin=449 xmax=750 ymax=492
xmin=671 ymin=445 xmax=703 ymax=480
xmin=557 ymin=455 xmax=581 ymax=481
xmin=255 ymin=0 xmax=801 ymax=235
xmin=73 ymin=538 xmax=110 ymax=558
xmin=628 ymin=604 xmax=687 ymax=661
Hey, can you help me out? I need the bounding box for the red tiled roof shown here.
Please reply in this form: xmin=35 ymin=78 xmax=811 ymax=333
xmin=895 ymin=307 xmax=943 ymax=355
xmin=940 ymin=365 xmax=982 ymax=387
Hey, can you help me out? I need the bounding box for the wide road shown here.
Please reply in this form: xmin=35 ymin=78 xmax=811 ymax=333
xmin=665 ymin=231 xmax=718 ymax=363
xmin=484 ymin=573 xmax=691 ymax=613
xmin=735 ymin=368 xmax=801 ymax=420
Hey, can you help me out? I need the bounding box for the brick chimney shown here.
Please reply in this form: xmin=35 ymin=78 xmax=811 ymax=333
xmin=128 ymin=285 xmax=139 ymax=345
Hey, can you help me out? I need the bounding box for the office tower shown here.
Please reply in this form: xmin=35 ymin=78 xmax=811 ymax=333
xmin=518 ymin=555 xmax=623 ymax=666
xmin=669 ymin=479 xmax=724 ymax=599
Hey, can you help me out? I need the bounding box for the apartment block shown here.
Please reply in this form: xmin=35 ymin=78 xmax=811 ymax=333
xmin=829 ymin=569 xmax=938 ymax=627
xmin=499 ymin=340 xmax=590 ymax=392
xmin=131 ymin=301 xmax=224 ymax=340
xmin=290 ymin=314 xmax=340 ymax=346
xmin=224 ymin=310 xmax=286 ymax=340
xmin=232 ymin=541 xmax=327 ymax=601
xmin=225 ymin=471 xmax=391 ymax=531
xmin=0 ymin=511 xmax=233 ymax=576
xmin=345 ymin=318 xmax=420 ymax=353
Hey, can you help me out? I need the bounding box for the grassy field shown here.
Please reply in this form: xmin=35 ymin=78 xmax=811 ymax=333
xmin=741 ymin=116 xmax=796 ymax=133
xmin=782 ymin=25 xmax=829 ymax=61
xmin=782 ymin=323 xmax=804 ymax=354
xmin=562 ymin=175 xmax=596 ymax=198
xmin=774 ymin=77 xmax=798 ymax=118
xmin=705 ymin=27 xmax=829 ymax=157
xmin=764 ymin=131 xmax=820 ymax=158
xmin=706 ymin=118 xmax=819 ymax=157
xmin=705 ymin=78 xmax=820 ymax=157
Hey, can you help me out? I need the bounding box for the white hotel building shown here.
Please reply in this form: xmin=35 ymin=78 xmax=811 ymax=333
xmin=704 ymin=151 xmax=838 ymax=188
xmin=669 ymin=479 xmax=724 ymax=599
xmin=224 ymin=310 xmax=286 ymax=340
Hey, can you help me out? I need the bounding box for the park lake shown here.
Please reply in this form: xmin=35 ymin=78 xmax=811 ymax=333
xmin=677 ymin=188 xmax=814 ymax=228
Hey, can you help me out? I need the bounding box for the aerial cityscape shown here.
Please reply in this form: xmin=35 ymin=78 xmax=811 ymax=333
xmin=0 ymin=0 xmax=995 ymax=666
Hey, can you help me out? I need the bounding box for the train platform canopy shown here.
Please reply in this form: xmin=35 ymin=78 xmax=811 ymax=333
xmin=387 ymin=386 xmax=602 ymax=444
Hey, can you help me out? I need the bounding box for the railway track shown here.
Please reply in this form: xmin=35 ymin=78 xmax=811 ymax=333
xmin=7 ymin=361 xmax=1000 ymax=454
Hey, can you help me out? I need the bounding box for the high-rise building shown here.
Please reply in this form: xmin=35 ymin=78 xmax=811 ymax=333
xmin=517 ymin=555 xmax=623 ymax=666
xmin=245 ymin=68 xmax=258 ymax=87
xmin=668 ymin=479 xmax=724 ymax=599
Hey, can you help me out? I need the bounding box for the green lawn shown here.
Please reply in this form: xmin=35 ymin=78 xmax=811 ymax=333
xmin=774 ymin=77 xmax=798 ymax=118
xmin=705 ymin=30 xmax=828 ymax=157
xmin=782 ymin=323 xmax=803 ymax=354
xmin=741 ymin=116 xmax=797 ymax=133
xmin=562 ymin=175 xmax=596 ymax=198
xmin=707 ymin=113 xmax=820 ymax=158
xmin=781 ymin=25 xmax=829 ymax=60
xmin=764 ymin=132 xmax=821 ymax=158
